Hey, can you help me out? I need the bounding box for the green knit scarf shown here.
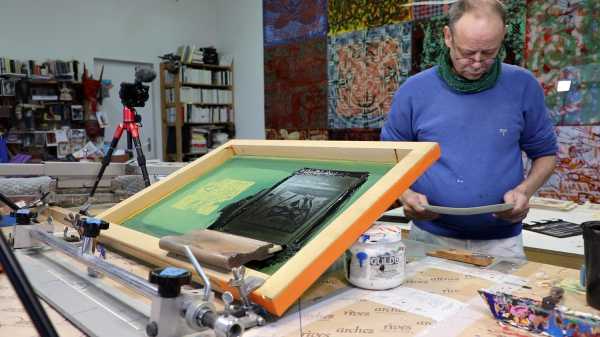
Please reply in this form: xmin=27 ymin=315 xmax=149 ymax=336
xmin=437 ymin=48 xmax=501 ymax=94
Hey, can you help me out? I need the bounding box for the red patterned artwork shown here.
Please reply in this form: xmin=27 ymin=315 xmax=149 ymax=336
xmin=536 ymin=126 xmax=600 ymax=203
xmin=264 ymin=37 xmax=328 ymax=129
xmin=328 ymin=23 xmax=412 ymax=129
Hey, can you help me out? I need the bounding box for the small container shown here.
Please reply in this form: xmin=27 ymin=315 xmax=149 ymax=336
xmin=345 ymin=223 xmax=406 ymax=290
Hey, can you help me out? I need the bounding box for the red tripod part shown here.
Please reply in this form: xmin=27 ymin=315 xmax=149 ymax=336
xmin=112 ymin=107 xmax=141 ymax=140
xmin=88 ymin=105 xmax=150 ymax=198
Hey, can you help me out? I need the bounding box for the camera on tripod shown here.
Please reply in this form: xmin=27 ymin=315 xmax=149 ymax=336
xmin=119 ymin=67 xmax=156 ymax=108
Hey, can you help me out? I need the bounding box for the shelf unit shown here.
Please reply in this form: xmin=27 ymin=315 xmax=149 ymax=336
xmin=1 ymin=75 xmax=86 ymax=161
xmin=159 ymin=62 xmax=235 ymax=162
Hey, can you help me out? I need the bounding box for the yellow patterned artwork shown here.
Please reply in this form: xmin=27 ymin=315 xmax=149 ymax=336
xmin=172 ymin=179 xmax=255 ymax=215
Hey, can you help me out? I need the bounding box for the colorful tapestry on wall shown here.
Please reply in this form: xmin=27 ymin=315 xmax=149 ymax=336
xmin=413 ymin=15 xmax=448 ymax=72
xmin=552 ymin=64 xmax=600 ymax=125
xmin=263 ymin=0 xmax=328 ymax=47
xmin=412 ymin=2 xmax=449 ymax=20
xmin=525 ymin=0 xmax=600 ymax=125
xmin=328 ymin=23 xmax=412 ymax=129
xmin=262 ymin=0 xmax=600 ymax=203
xmin=535 ymin=126 xmax=600 ymax=203
xmin=264 ymin=37 xmax=328 ymax=130
xmin=328 ymin=0 xmax=412 ymax=36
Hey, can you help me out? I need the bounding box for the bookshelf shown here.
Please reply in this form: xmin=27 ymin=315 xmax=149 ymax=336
xmin=0 ymin=58 xmax=88 ymax=162
xmin=160 ymin=62 xmax=235 ymax=162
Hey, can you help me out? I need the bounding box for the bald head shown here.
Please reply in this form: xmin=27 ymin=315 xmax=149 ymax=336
xmin=443 ymin=0 xmax=506 ymax=80
xmin=448 ymin=0 xmax=507 ymax=32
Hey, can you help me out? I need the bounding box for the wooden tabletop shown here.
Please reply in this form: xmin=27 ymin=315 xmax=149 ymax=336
xmin=1 ymin=204 xmax=598 ymax=337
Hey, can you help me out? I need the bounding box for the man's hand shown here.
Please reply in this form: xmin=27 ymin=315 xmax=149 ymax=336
xmin=400 ymin=189 xmax=439 ymax=221
xmin=495 ymin=188 xmax=530 ymax=223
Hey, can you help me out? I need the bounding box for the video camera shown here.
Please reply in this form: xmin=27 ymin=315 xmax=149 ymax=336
xmin=119 ymin=67 xmax=156 ymax=108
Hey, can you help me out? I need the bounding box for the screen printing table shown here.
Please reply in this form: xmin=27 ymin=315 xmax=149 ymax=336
xmin=1 ymin=234 xmax=598 ymax=337
xmin=382 ymin=203 xmax=600 ymax=269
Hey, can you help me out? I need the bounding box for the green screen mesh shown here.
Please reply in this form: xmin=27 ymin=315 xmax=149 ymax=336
xmin=121 ymin=155 xmax=393 ymax=274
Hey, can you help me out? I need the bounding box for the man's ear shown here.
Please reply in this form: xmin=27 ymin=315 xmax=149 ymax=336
xmin=443 ymin=25 xmax=453 ymax=49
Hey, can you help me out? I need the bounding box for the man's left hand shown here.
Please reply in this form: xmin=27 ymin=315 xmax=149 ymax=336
xmin=494 ymin=188 xmax=530 ymax=223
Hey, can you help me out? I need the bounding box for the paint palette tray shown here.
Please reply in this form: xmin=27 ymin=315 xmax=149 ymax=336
xmin=523 ymin=219 xmax=582 ymax=238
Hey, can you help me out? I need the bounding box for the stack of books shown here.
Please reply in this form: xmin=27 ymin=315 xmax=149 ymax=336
xmin=0 ymin=57 xmax=80 ymax=81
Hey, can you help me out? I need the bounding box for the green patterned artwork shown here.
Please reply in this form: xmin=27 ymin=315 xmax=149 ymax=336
xmin=328 ymin=0 xmax=412 ymax=36
xmin=416 ymin=15 xmax=448 ymax=71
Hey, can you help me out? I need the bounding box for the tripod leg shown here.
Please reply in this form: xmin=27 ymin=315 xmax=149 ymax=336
xmin=126 ymin=132 xmax=134 ymax=159
xmin=131 ymin=135 xmax=151 ymax=188
xmin=89 ymin=125 xmax=124 ymax=197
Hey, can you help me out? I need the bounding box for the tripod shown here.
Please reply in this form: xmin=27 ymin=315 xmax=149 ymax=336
xmin=89 ymin=105 xmax=151 ymax=197
xmin=88 ymin=67 xmax=156 ymax=201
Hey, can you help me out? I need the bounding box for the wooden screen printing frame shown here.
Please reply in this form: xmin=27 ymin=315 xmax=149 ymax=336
xmin=95 ymin=139 xmax=440 ymax=316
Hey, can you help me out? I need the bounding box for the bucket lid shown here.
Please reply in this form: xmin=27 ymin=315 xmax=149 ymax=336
xmin=358 ymin=223 xmax=403 ymax=244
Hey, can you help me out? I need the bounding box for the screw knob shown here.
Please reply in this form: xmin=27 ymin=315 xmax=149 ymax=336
xmin=149 ymin=267 xmax=191 ymax=298
xmin=81 ymin=218 xmax=109 ymax=238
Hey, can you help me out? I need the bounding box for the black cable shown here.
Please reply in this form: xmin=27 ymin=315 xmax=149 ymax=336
xmin=0 ymin=229 xmax=59 ymax=337
xmin=0 ymin=191 xmax=19 ymax=211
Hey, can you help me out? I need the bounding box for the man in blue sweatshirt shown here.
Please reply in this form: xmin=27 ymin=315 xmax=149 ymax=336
xmin=381 ymin=0 xmax=557 ymax=259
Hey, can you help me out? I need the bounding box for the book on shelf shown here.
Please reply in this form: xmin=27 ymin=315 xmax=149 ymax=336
xmin=179 ymin=66 xmax=232 ymax=86
xmin=180 ymin=87 xmax=232 ymax=105
xmin=164 ymin=71 xmax=175 ymax=86
xmin=176 ymin=45 xmax=220 ymax=66
xmin=184 ymin=105 xmax=231 ymax=123
xmin=166 ymin=107 xmax=177 ymax=125
xmin=189 ymin=126 xmax=209 ymax=154
xmin=212 ymin=70 xmax=232 ymax=86
xmin=0 ymin=57 xmax=80 ymax=81
xmin=165 ymin=88 xmax=176 ymax=104
xmin=180 ymin=66 xmax=212 ymax=85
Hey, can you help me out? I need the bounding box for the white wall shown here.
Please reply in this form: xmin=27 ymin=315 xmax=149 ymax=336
xmin=0 ymin=0 xmax=218 ymax=158
xmin=215 ymin=0 xmax=265 ymax=139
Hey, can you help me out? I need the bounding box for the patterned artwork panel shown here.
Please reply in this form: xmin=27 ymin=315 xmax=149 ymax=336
xmin=536 ymin=126 xmax=600 ymax=203
xmin=328 ymin=0 xmax=412 ymax=36
xmin=412 ymin=2 xmax=449 ymax=20
xmin=525 ymin=0 xmax=600 ymax=125
xmin=552 ymin=64 xmax=600 ymax=125
xmin=263 ymin=0 xmax=327 ymax=47
xmin=328 ymin=23 xmax=412 ymax=129
xmin=264 ymin=37 xmax=328 ymax=129
xmin=261 ymin=0 xmax=600 ymax=203
xmin=413 ymin=15 xmax=448 ymax=72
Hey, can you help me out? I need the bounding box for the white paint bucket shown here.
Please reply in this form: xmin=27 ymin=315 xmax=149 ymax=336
xmin=345 ymin=223 xmax=405 ymax=290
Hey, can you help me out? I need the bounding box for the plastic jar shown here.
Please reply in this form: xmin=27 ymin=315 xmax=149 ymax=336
xmin=345 ymin=223 xmax=406 ymax=290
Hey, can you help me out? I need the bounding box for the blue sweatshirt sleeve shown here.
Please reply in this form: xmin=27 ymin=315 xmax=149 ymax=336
xmin=381 ymin=86 xmax=416 ymax=141
xmin=519 ymin=75 xmax=558 ymax=159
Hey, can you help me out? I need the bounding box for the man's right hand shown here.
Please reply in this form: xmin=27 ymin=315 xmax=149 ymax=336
xmin=400 ymin=189 xmax=439 ymax=221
